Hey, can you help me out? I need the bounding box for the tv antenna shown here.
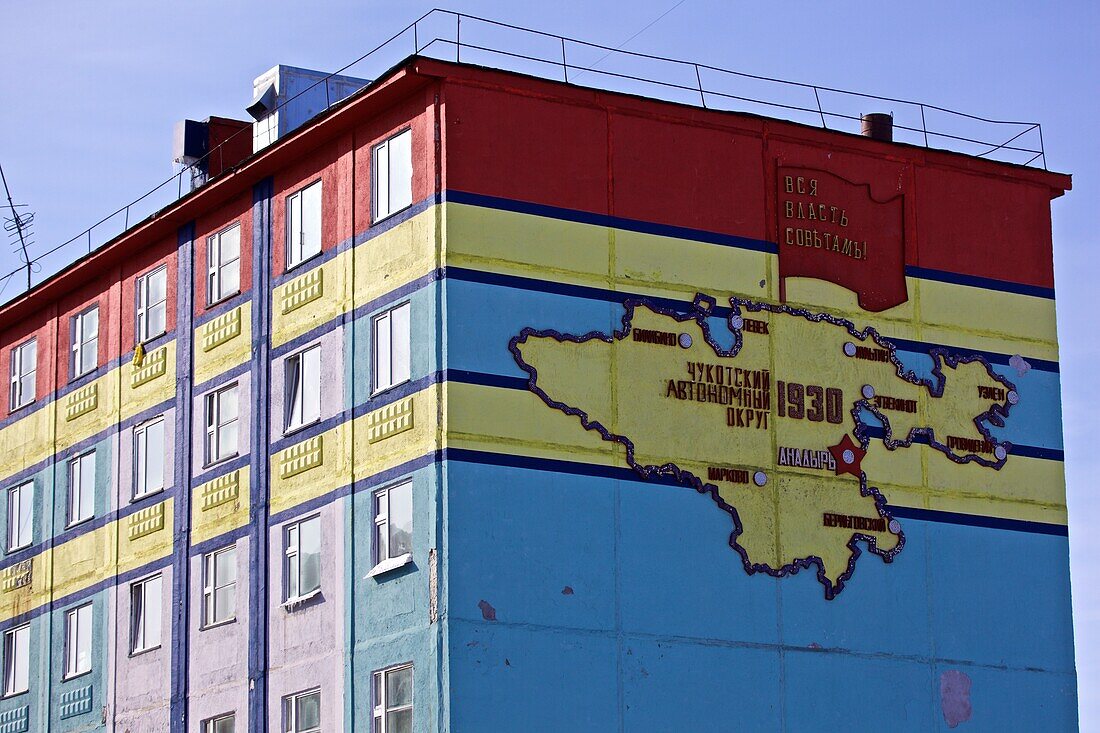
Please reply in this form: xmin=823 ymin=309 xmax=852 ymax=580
xmin=0 ymin=163 xmax=35 ymax=290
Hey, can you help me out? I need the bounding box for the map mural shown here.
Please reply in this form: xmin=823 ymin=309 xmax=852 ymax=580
xmin=510 ymin=293 xmax=1017 ymax=599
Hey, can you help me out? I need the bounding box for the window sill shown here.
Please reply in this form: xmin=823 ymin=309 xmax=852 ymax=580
xmin=131 ymin=488 xmax=165 ymax=504
xmin=282 ymin=588 xmax=322 ymax=610
xmin=1 ymin=689 xmax=28 ymax=700
xmin=285 ymin=250 xmax=322 ymax=275
xmin=8 ymin=399 xmax=35 ymax=416
xmin=371 ymin=377 xmax=410 ymax=400
xmin=66 ymin=516 xmax=94 ymax=531
xmin=62 ymin=669 xmax=91 ymax=682
xmin=207 ymin=290 xmax=241 ymax=309
xmin=129 ymin=644 xmax=161 ymax=658
xmin=200 ymin=617 xmax=237 ymax=632
xmin=283 ymin=417 xmax=320 ymax=439
xmin=70 ymin=367 xmax=97 ymax=384
xmin=372 ymin=201 xmax=412 ymax=227
xmin=366 ymin=553 xmax=412 ymax=579
xmin=203 ymin=453 xmax=239 ymax=471
xmin=6 ymin=542 xmax=31 ymax=555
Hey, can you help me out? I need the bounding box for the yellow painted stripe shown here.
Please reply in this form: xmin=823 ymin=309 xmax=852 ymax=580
xmin=194 ymin=302 xmax=253 ymax=388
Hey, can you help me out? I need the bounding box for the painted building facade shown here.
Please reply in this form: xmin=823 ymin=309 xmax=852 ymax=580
xmin=0 ymin=56 xmax=1075 ymax=732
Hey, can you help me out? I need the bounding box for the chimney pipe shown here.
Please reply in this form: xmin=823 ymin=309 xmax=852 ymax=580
xmin=861 ymin=113 xmax=893 ymax=142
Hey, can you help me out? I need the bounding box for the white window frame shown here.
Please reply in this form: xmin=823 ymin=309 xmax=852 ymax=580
xmin=133 ymin=417 xmax=166 ymax=500
xmin=372 ymin=664 xmax=413 ymax=733
xmin=207 ymin=223 xmax=242 ymax=306
xmin=369 ymin=481 xmax=412 ymax=577
xmin=283 ymin=688 xmax=321 ymax=733
xmin=67 ymin=450 xmax=96 ymax=527
xmin=283 ymin=515 xmax=321 ymax=604
xmin=371 ymin=302 xmax=410 ymax=394
xmin=372 ymin=128 xmax=413 ymax=223
xmin=284 ymin=344 xmax=321 ymax=434
xmin=202 ymin=545 xmax=237 ymax=628
xmin=71 ymin=306 xmax=99 ymax=378
xmin=285 ymin=180 xmax=322 ymax=271
xmin=9 ymin=338 xmax=36 ymax=411
xmin=6 ymin=482 xmax=32 ymax=552
xmin=204 ymin=383 xmax=239 ymax=466
xmin=2 ymin=624 xmax=28 ymax=697
xmin=130 ymin=573 xmax=162 ymax=654
xmin=136 ymin=265 xmax=168 ymax=343
xmin=64 ymin=602 xmax=92 ymax=679
xmin=203 ymin=713 xmax=236 ymax=733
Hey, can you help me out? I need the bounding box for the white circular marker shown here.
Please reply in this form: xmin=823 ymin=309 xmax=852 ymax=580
xmin=994 ymin=445 xmax=1007 ymax=461
xmin=844 ymin=342 xmax=857 ymax=357
xmin=678 ymin=333 xmax=693 ymax=349
xmin=888 ymin=519 xmax=901 ymax=534
xmin=730 ymin=315 xmax=744 ymax=330
xmin=862 ymin=384 xmax=875 ymax=399
xmin=842 ymin=449 xmax=855 ymax=464
xmin=1007 ymin=390 xmax=1019 ymax=405
xmin=753 ymin=471 xmax=768 ymax=487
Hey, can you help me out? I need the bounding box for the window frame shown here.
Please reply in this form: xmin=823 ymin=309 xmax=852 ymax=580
xmin=71 ymin=305 xmax=99 ymax=379
xmin=370 ymin=480 xmax=412 ymax=576
xmin=2 ymin=623 xmax=29 ymax=698
xmin=203 ymin=713 xmax=236 ymax=733
xmin=63 ymin=602 xmax=92 ymax=680
xmin=371 ymin=302 xmax=411 ymax=395
xmin=283 ymin=688 xmax=321 ymax=733
xmin=283 ymin=515 xmax=321 ymax=604
xmin=204 ymin=382 xmax=240 ymax=467
xmin=202 ymin=544 xmax=237 ymax=629
xmin=133 ymin=416 xmax=166 ymax=500
xmin=372 ymin=663 xmax=413 ymax=733
xmin=135 ymin=264 xmax=168 ymax=344
xmin=67 ymin=450 xmax=96 ymax=528
xmin=6 ymin=481 xmax=32 ymax=552
xmin=207 ymin=222 xmax=242 ymax=306
xmin=130 ymin=573 xmax=162 ymax=655
xmin=284 ymin=180 xmax=322 ymax=271
xmin=371 ymin=128 xmax=413 ymax=223
xmin=8 ymin=337 xmax=36 ymax=412
xmin=284 ymin=344 xmax=321 ymax=435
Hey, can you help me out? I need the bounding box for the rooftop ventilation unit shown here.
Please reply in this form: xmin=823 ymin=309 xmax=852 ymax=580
xmin=248 ymin=65 xmax=370 ymax=152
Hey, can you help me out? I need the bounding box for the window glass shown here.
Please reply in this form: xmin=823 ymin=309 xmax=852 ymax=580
xmin=65 ymin=603 xmax=92 ymax=677
xmin=131 ymin=574 xmax=162 ymax=653
xmin=73 ymin=307 xmax=99 ymax=377
xmin=373 ymin=665 xmax=413 ymax=733
xmin=137 ymin=266 xmax=168 ymax=342
xmin=373 ymin=481 xmax=412 ymax=568
xmin=285 ymin=516 xmax=321 ymax=601
xmin=373 ymin=302 xmax=410 ymax=393
xmin=286 ymin=181 xmax=322 ymax=269
xmin=9 ymin=339 xmax=36 ymax=410
xmin=205 ymin=384 xmax=239 ymax=465
xmin=3 ymin=625 xmax=28 ymax=696
xmin=7 ymin=482 xmax=32 ymax=551
xmin=208 ymin=223 xmax=241 ymax=304
xmin=204 ymin=545 xmax=237 ymax=626
xmin=285 ymin=345 xmax=320 ymax=432
xmin=68 ymin=451 xmax=95 ymax=526
xmin=205 ymin=715 xmax=235 ymax=733
xmin=134 ymin=418 xmax=165 ymax=498
xmin=373 ymin=129 xmax=412 ymax=221
xmin=284 ymin=689 xmax=320 ymax=733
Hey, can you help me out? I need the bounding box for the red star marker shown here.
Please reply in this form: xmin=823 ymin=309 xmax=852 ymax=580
xmin=828 ymin=434 xmax=866 ymax=478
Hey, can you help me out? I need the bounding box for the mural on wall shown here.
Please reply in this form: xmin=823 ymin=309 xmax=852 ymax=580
xmin=509 ymin=291 xmax=1017 ymax=599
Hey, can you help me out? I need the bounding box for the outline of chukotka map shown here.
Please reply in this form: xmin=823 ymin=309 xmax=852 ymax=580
xmin=510 ymin=293 xmax=1018 ymax=599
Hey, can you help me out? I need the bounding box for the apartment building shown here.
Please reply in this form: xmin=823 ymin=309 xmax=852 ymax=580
xmin=0 ymin=51 xmax=1075 ymax=732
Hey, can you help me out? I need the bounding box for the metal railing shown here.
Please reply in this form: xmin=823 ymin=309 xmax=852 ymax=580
xmin=0 ymin=8 xmax=1048 ymax=301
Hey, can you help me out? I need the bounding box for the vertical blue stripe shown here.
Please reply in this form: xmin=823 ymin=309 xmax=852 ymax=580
xmin=248 ymin=178 xmax=273 ymax=733
xmin=170 ymin=221 xmax=196 ymax=733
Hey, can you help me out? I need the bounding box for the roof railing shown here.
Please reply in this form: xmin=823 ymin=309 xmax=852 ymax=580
xmin=0 ymin=8 xmax=1048 ymax=301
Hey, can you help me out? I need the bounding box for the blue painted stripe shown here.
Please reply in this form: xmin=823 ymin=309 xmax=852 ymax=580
xmin=194 ymin=289 xmax=254 ymax=328
xmin=170 ymin=221 xmax=195 ymax=733
xmin=905 ymin=265 xmax=1055 ymax=300
xmin=445 ymin=266 xmax=1060 ymax=374
xmin=247 ymin=178 xmax=274 ymax=733
xmin=443 ymin=447 xmax=1068 ymax=536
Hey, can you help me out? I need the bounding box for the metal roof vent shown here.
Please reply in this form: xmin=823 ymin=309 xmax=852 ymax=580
xmin=246 ymin=83 xmax=278 ymax=121
xmin=860 ymin=113 xmax=893 ymax=142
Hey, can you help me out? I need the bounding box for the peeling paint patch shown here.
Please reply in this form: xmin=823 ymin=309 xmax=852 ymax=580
xmin=940 ymin=669 xmax=972 ymax=728
xmin=561 ymin=585 xmax=574 ymax=595
xmin=478 ymin=599 xmax=497 ymax=621
xmin=1009 ymin=354 xmax=1032 ymax=377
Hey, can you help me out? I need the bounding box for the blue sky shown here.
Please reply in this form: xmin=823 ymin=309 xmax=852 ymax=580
xmin=2 ymin=0 xmax=1097 ymax=727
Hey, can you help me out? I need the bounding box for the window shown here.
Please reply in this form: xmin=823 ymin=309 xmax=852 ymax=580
xmin=373 ymin=481 xmax=412 ymax=571
xmin=284 ymin=345 xmax=320 ymax=433
xmin=202 ymin=545 xmax=237 ymax=627
xmin=372 ymin=664 xmax=412 ymax=733
xmin=372 ymin=129 xmax=412 ymax=222
xmin=204 ymin=384 xmax=239 ymax=466
xmin=130 ymin=574 xmax=162 ymax=654
xmin=133 ymin=418 xmax=165 ymax=499
xmin=371 ymin=303 xmax=410 ymax=393
xmin=283 ymin=689 xmax=320 ymax=733
xmin=203 ymin=714 xmax=235 ymax=733
xmin=285 ymin=181 xmax=321 ymax=270
xmin=64 ymin=603 xmax=92 ymax=678
xmin=67 ymin=451 xmax=95 ymax=527
xmin=2 ymin=625 xmax=28 ymax=696
xmin=71 ymin=306 xmax=99 ymax=378
xmin=136 ymin=265 xmax=168 ymax=343
xmin=6 ymin=482 xmax=32 ymax=552
xmin=284 ymin=516 xmax=320 ymax=602
xmin=207 ymin=223 xmax=241 ymax=305
xmin=9 ymin=338 xmax=36 ymax=410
